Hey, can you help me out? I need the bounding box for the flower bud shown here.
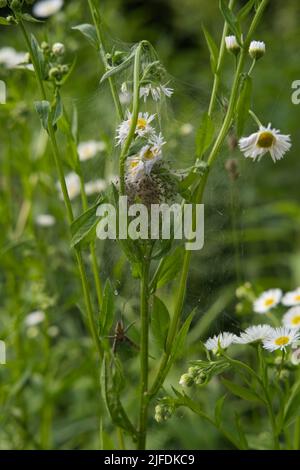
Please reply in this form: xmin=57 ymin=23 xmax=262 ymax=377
xmin=41 ymin=42 xmax=50 ymax=52
xmin=61 ymin=64 xmax=69 ymax=74
xmin=179 ymin=373 xmax=194 ymax=387
xmin=52 ymin=42 xmax=65 ymax=56
xmin=249 ymin=41 xmax=266 ymax=60
xmin=225 ymin=35 xmax=240 ymax=55
xmin=49 ymin=67 xmax=61 ymax=80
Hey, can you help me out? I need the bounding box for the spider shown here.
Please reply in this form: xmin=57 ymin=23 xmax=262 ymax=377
xmin=107 ymin=318 xmax=139 ymax=355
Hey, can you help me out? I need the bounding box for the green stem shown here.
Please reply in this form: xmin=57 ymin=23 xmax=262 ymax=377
xmin=149 ymin=0 xmax=270 ymax=398
xmin=208 ymin=0 xmax=236 ymax=117
xmin=119 ymin=42 xmax=143 ymax=195
xmin=88 ymin=0 xmax=124 ymax=121
xmin=18 ymin=19 xmax=103 ymax=359
xmin=137 ymin=250 xmax=151 ymax=450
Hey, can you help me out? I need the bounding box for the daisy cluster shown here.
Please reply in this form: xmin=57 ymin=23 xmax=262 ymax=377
xmin=203 ymin=287 xmax=300 ymax=358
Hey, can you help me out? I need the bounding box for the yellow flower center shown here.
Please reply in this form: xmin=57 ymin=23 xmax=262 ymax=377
xmin=295 ymin=295 xmax=300 ymax=302
xmin=291 ymin=316 xmax=300 ymax=326
xmin=143 ymin=148 xmax=155 ymax=160
xmin=275 ymin=336 xmax=289 ymax=346
xmin=257 ymin=131 xmax=276 ymax=148
xmin=129 ymin=161 xmax=139 ymax=169
xmin=264 ymin=298 xmax=275 ymax=307
xmin=136 ymin=117 xmax=147 ymax=130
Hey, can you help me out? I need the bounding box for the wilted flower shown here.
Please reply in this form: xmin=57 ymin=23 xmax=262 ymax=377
xmin=249 ymin=40 xmax=266 ymax=60
xmin=35 ymin=214 xmax=56 ymax=227
xmin=33 ymin=0 xmax=64 ymax=18
xmin=78 ymin=140 xmax=106 ymax=161
xmin=282 ymin=306 xmax=300 ymax=330
xmin=263 ymin=327 xmax=300 ymax=352
xmin=282 ymin=288 xmax=300 ymax=307
xmin=225 ymin=35 xmax=240 ymax=55
xmin=239 ymin=124 xmax=291 ymax=162
xmin=139 ymin=83 xmax=173 ymax=102
xmin=253 ymin=289 xmax=282 ymax=314
xmin=235 ymin=325 xmax=272 ymax=344
xmin=116 ymin=111 xmax=155 ymax=146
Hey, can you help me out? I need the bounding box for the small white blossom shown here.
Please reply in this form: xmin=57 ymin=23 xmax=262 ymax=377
xmin=25 ymin=310 xmax=46 ymax=327
xmin=225 ymin=35 xmax=240 ymax=55
xmin=33 ymin=0 xmax=64 ymax=18
xmin=57 ymin=172 xmax=80 ymax=200
xmin=35 ymin=214 xmax=56 ymax=227
xmin=235 ymin=324 xmax=272 ymax=344
xmin=253 ymin=289 xmax=282 ymax=314
xmin=52 ymin=42 xmax=65 ymax=56
xmin=249 ymin=40 xmax=266 ymax=60
xmin=205 ymin=332 xmax=238 ymax=352
xmin=84 ymin=179 xmax=107 ymax=196
xmin=116 ymin=111 xmax=155 ymax=146
xmin=77 ymin=140 xmax=106 ymax=162
xmin=282 ymin=288 xmax=300 ymax=307
xmin=282 ymin=306 xmax=300 ymax=330
xmin=262 ymin=327 xmax=300 ymax=352
xmin=239 ymin=124 xmax=291 ymax=163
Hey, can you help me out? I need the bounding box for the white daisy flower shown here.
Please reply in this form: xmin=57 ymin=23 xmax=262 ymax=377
xmin=116 ymin=111 xmax=155 ymax=146
xmin=84 ymin=179 xmax=107 ymax=196
xmin=291 ymin=348 xmax=300 ymax=365
xmin=126 ymin=156 xmax=145 ymax=183
xmin=139 ymin=132 xmax=165 ymax=173
xmin=262 ymin=327 xmax=300 ymax=352
xmin=139 ymin=83 xmax=174 ymax=102
xmin=33 ymin=0 xmax=64 ymax=18
xmin=282 ymin=306 xmax=300 ymax=330
xmin=249 ymin=40 xmax=266 ymax=60
xmin=205 ymin=332 xmax=238 ymax=352
xmin=253 ymin=289 xmax=282 ymax=314
xmin=25 ymin=310 xmax=46 ymax=327
xmin=0 ymin=47 xmax=28 ymax=69
xmin=180 ymin=123 xmax=194 ymax=136
xmin=282 ymin=288 xmax=300 ymax=307
xmin=235 ymin=324 xmax=272 ymax=344
xmin=239 ymin=124 xmax=291 ymax=163
xmin=77 ymin=140 xmax=106 ymax=162
xmin=57 ymin=172 xmax=80 ymax=200
xmin=225 ymin=35 xmax=240 ymax=55
xmin=35 ymin=214 xmax=56 ymax=227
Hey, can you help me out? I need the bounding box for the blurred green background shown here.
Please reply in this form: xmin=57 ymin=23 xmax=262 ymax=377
xmin=1 ymin=0 xmax=300 ymax=449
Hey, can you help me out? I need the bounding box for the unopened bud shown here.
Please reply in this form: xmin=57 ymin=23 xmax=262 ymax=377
xmin=52 ymin=42 xmax=65 ymax=56
xmin=225 ymin=36 xmax=240 ymax=56
xmin=249 ymin=41 xmax=265 ymax=60
xmin=179 ymin=373 xmax=194 ymax=387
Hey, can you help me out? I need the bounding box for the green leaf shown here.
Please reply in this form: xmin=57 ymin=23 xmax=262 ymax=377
xmin=151 ymin=296 xmax=170 ymax=351
xmin=170 ymin=311 xmax=195 ymax=361
xmin=150 ymin=246 xmax=184 ymax=292
xmin=0 ymin=17 xmax=11 ymax=26
xmin=70 ymin=197 xmax=104 ymax=248
xmin=101 ymin=355 xmax=137 ymax=438
xmin=100 ymin=52 xmax=135 ymax=84
xmin=236 ymin=76 xmax=252 ymax=137
xmin=283 ymin=380 xmax=300 ymax=427
xmin=219 ymin=0 xmax=242 ymax=45
xmin=237 ymin=0 xmax=256 ymax=21
xmin=202 ymin=26 xmax=219 ymax=73
xmin=221 ymin=378 xmax=262 ymax=403
xmin=195 ymin=112 xmax=214 ymax=157
xmin=99 ymin=280 xmax=115 ymax=337
xmin=21 ymin=13 xmax=44 ymax=23
xmin=99 ymin=419 xmax=115 ymax=450
xmin=34 ymin=100 xmax=50 ymax=130
xmin=31 ymin=34 xmax=47 ymax=80
xmin=52 ymin=92 xmax=63 ymax=126
xmin=214 ymin=394 xmax=227 ymax=427
xmin=235 ymin=412 xmax=248 ymax=450
xmin=72 ymin=24 xmax=98 ymax=49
